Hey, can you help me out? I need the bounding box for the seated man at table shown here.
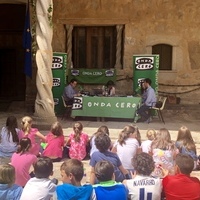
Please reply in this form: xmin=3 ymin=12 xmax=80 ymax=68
xmin=63 ymin=78 xmax=81 ymax=106
xmin=136 ymin=78 xmax=156 ymax=123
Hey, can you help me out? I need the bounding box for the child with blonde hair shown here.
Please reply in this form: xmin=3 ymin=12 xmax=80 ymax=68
xmin=19 ymin=116 xmax=46 ymax=156
xmin=42 ymin=121 xmax=65 ymax=162
xmin=11 ymin=137 xmax=37 ymax=187
xmin=111 ymin=125 xmax=141 ymax=173
xmin=175 ymin=126 xmax=198 ymax=169
xmin=0 ymin=164 xmax=23 ymax=200
xmin=67 ymin=122 xmax=89 ymax=160
xmin=150 ymin=128 xmax=177 ymax=177
xmin=141 ymin=129 xmax=156 ymax=153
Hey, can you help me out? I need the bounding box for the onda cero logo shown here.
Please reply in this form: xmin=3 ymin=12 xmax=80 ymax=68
xmin=52 ymin=56 xmax=63 ymax=69
xmin=135 ymin=57 xmax=154 ymax=70
xmin=72 ymin=97 xmax=83 ymax=110
xmin=53 ymin=78 xmax=61 ymax=87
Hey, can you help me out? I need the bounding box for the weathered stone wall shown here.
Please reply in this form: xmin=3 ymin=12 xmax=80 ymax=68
xmin=52 ymin=0 xmax=200 ymax=104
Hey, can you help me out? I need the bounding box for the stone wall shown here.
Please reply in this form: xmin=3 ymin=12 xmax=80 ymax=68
xmin=52 ymin=0 xmax=200 ymax=104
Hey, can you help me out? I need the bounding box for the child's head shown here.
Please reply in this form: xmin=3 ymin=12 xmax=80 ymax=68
xmin=146 ymin=129 xmax=156 ymax=141
xmin=156 ymin=128 xmax=171 ymax=142
xmin=97 ymin=125 xmax=109 ymax=135
xmin=151 ymin=128 xmax=174 ymax=150
xmin=21 ymin=116 xmax=32 ymax=133
xmin=175 ymin=153 xmax=194 ymax=175
xmin=60 ymin=159 xmax=84 ymax=185
xmin=51 ymin=121 xmax=63 ymax=136
xmin=176 ymin=126 xmax=194 ymax=142
xmin=6 ymin=116 xmax=19 ymax=143
xmin=95 ymin=132 xmax=111 ymax=152
xmin=17 ymin=137 xmax=31 ymax=154
xmin=118 ymin=125 xmax=136 ymax=145
xmin=33 ymin=157 xmax=53 ymax=178
xmin=132 ymin=152 xmax=155 ymax=176
xmin=6 ymin=116 xmax=18 ymax=129
xmin=0 ymin=164 xmax=15 ymax=185
xmin=73 ymin=122 xmax=83 ymax=142
xmin=73 ymin=122 xmax=83 ymax=133
xmin=94 ymin=160 xmax=114 ymax=182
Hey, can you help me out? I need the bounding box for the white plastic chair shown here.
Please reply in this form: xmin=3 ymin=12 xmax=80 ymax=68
xmin=150 ymin=96 xmax=167 ymax=124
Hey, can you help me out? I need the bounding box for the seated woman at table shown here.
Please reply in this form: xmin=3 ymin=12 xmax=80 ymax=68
xmin=102 ymin=80 xmax=116 ymax=96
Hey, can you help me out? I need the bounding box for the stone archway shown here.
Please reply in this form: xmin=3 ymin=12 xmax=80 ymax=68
xmin=0 ymin=0 xmax=57 ymax=125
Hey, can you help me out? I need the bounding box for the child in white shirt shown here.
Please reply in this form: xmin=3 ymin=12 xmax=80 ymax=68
xmin=123 ymin=153 xmax=162 ymax=200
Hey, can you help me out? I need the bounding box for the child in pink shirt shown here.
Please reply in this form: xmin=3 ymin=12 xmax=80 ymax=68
xmin=19 ymin=116 xmax=46 ymax=156
xmin=42 ymin=121 xmax=65 ymax=162
xmin=11 ymin=138 xmax=37 ymax=187
xmin=67 ymin=122 xmax=89 ymax=160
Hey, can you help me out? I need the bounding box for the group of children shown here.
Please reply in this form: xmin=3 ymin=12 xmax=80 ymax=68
xmin=0 ymin=115 xmax=200 ymax=199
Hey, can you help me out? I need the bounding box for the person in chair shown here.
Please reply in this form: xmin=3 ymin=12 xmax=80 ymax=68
xmin=102 ymin=80 xmax=116 ymax=96
xmin=136 ymin=78 xmax=156 ymax=123
xmin=63 ymin=79 xmax=80 ymax=106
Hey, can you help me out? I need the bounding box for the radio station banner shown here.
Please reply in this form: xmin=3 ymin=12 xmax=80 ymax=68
xmin=68 ymin=68 xmax=116 ymax=84
xmin=52 ymin=52 xmax=67 ymax=115
xmin=133 ymin=55 xmax=159 ymax=95
xmin=71 ymin=96 xmax=141 ymax=119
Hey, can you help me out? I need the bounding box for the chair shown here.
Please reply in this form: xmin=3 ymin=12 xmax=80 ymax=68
xmin=149 ymin=96 xmax=167 ymax=124
xmin=61 ymin=95 xmax=73 ymax=120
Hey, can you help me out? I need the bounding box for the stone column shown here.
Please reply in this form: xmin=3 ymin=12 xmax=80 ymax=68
xmin=33 ymin=0 xmax=57 ymax=126
xmin=65 ymin=25 xmax=73 ymax=68
xmin=114 ymin=25 xmax=123 ymax=69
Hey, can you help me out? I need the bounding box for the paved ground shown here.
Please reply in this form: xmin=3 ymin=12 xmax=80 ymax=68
xmin=0 ymin=105 xmax=200 ymax=184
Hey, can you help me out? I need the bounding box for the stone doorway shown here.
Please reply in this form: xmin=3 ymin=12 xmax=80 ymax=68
xmin=0 ymin=4 xmax=26 ymax=110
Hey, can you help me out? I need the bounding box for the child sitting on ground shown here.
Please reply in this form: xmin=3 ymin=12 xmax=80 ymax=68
xmin=67 ymin=122 xmax=89 ymax=160
xmin=150 ymin=128 xmax=178 ymax=177
xmin=42 ymin=121 xmax=65 ymax=162
xmin=93 ymin=160 xmax=128 ymax=200
xmin=0 ymin=164 xmax=23 ymax=200
xmin=90 ymin=125 xmax=110 ymax=157
xmin=0 ymin=116 xmax=22 ymax=159
xmin=111 ymin=125 xmax=140 ymax=173
xmin=141 ymin=129 xmax=156 ymax=153
xmin=162 ymin=153 xmax=200 ymax=199
xmin=20 ymin=156 xmax=57 ymax=200
xmin=19 ymin=116 xmax=46 ymax=156
xmin=56 ymin=158 xmax=95 ymax=200
xmin=90 ymin=132 xmax=130 ymax=184
xmin=175 ymin=126 xmax=198 ymax=169
xmin=11 ymin=137 xmax=37 ymax=187
xmin=123 ymin=152 xmax=162 ymax=200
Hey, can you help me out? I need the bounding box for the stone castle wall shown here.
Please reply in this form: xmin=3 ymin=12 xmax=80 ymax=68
xmin=52 ymin=0 xmax=200 ymax=104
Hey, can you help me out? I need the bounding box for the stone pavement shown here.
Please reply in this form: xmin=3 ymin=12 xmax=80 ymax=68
xmin=0 ymin=106 xmax=200 ymax=184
